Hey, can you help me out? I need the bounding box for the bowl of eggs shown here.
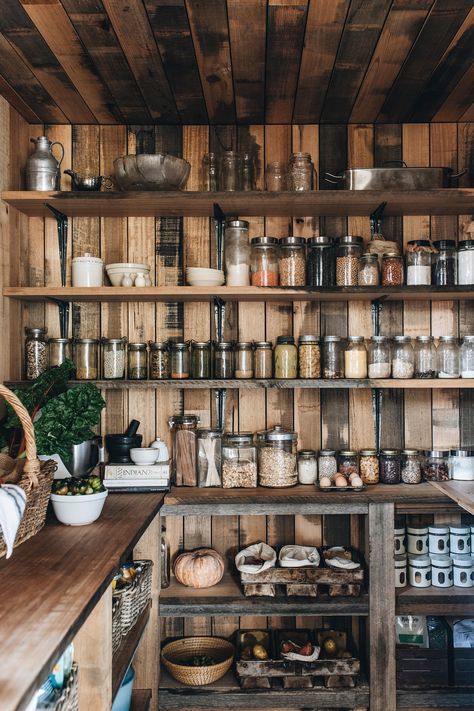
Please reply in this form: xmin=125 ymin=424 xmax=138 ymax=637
xmin=319 ymin=472 xmax=364 ymax=490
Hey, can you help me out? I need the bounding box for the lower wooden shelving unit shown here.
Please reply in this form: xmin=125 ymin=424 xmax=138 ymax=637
xmin=112 ymin=603 xmax=151 ymax=700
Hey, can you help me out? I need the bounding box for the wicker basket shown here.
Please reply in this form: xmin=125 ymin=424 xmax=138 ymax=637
xmin=112 ymin=595 xmax=123 ymax=655
xmin=161 ymin=637 xmax=234 ymax=686
xmin=55 ymin=662 xmax=79 ymax=711
xmin=0 ymin=384 xmax=56 ymax=558
xmin=113 ymin=559 xmax=153 ymax=639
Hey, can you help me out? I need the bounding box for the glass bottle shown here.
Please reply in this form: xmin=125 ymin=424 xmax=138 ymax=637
xmin=401 ymin=449 xmax=422 ymax=484
xmin=49 ymin=337 xmax=72 ymax=369
xmin=168 ymin=414 xmax=199 ymax=486
xmin=266 ymin=161 xmax=287 ymax=191
xmin=461 ymin=335 xmax=474 ymax=378
xmin=160 ymin=525 xmax=170 ymax=589
xmin=191 ymin=341 xmax=211 ymax=379
xmin=102 ymin=337 xmax=127 ymax=380
xmin=381 ymin=253 xmax=404 ymax=286
xmin=406 ymin=240 xmax=432 ymax=285
xmin=287 ymin=152 xmax=314 ymax=191
xmin=322 ymin=336 xmax=344 ymax=378
xmin=258 ymin=426 xmax=298 ymax=487
xmin=414 ymin=335 xmax=437 ymax=378
xmin=169 ymin=342 xmax=190 ymax=379
xmin=197 ymin=429 xmax=222 ymax=487
xmin=235 ymin=342 xmax=254 ymax=378
xmin=458 ymin=240 xmax=474 ymax=285
xmin=25 ymin=327 xmax=48 ymax=380
xmin=242 ymin=152 xmax=255 ymax=191
xmin=254 ymin=341 xmax=273 ymax=379
xmin=298 ymin=335 xmax=321 ymax=378
xmin=149 ymin=342 xmax=169 ymax=380
xmin=250 ymin=237 xmax=279 ymax=287
xmin=344 ymin=336 xmax=367 ymax=378
xmin=380 ymin=449 xmax=401 ymax=484
xmin=368 ymin=336 xmax=391 ymax=379
xmin=437 ymin=336 xmax=459 ymax=378
xmin=222 ymin=433 xmax=257 ymax=488
xmin=279 ymin=236 xmax=306 ymax=286
xmin=432 ymin=240 xmax=457 ymax=286
xmin=220 ymin=150 xmax=242 ymax=191
xmin=392 ymin=336 xmax=414 ymax=379
xmin=214 ymin=342 xmax=234 ymax=379
xmin=202 ymin=152 xmax=218 ymax=191
xmin=335 ymin=236 xmax=364 ymax=286
xmin=225 ymin=219 xmax=250 ymax=286
xmin=74 ymin=338 xmax=98 ymax=380
xmin=359 ymin=450 xmax=379 ymax=484
xmin=358 ymin=253 xmax=379 ymax=286
xmin=274 ymin=335 xmax=297 ymax=378
xmin=128 ymin=342 xmax=148 ymax=380
xmin=307 ymin=236 xmax=335 ymax=287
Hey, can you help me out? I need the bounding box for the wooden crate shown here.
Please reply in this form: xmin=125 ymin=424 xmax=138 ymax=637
xmin=396 ymin=647 xmax=449 ymax=689
xmin=240 ymin=564 xmax=364 ymax=598
xmin=453 ymin=648 xmax=474 ymax=686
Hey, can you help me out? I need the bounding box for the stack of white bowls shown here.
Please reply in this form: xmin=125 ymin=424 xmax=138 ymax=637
xmin=186 ymin=267 xmax=225 ymax=286
xmin=106 ymin=262 xmax=151 ymax=286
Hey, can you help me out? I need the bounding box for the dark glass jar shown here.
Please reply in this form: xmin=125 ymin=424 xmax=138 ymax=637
xmin=214 ymin=342 xmax=234 ymax=379
xmin=380 ymin=449 xmax=401 ymax=484
xmin=306 ymin=236 xmax=335 ymax=287
xmin=432 ymin=240 xmax=457 ymax=286
xmin=381 ymin=253 xmax=404 ymax=286
xmin=191 ymin=341 xmax=211 ymax=379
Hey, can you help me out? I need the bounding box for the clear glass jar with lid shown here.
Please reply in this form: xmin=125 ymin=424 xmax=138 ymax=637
xmin=318 ymin=450 xmax=337 ymax=481
xmin=401 ymin=449 xmax=422 ymax=484
xmin=437 ymin=336 xmax=459 ymax=378
xmin=392 ymin=336 xmax=414 ymax=379
xmin=25 ymin=327 xmax=48 ymax=380
xmin=74 ymin=338 xmax=98 ymax=380
xmin=406 ymin=240 xmax=432 ymax=285
xmin=279 ymin=237 xmax=306 ymax=286
xmin=307 ymin=236 xmax=335 ymax=287
xmin=450 ymin=449 xmax=474 ymax=481
xmin=214 ymin=341 xmax=234 ymax=379
xmin=128 ymin=342 xmax=148 ymax=380
xmin=337 ymin=450 xmax=359 ymax=478
xmin=298 ymin=335 xmax=321 ymax=378
xmin=336 ymin=236 xmax=364 ymax=286
xmin=191 ymin=341 xmax=211 ymax=379
xmin=458 ymin=239 xmax=474 ymax=285
xmin=297 ymin=450 xmax=317 ymax=484
xmin=266 ymin=161 xmax=286 ymax=191
xmin=460 ymin=335 xmax=474 ymax=377
xmin=102 ymin=337 xmax=127 ymax=379
xmin=359 ymin=450 xmax=379 ymax=484
xmin=274 ymin=335 xmax=297 ymax=378
xmin=344 ymin=336 xmax=367 ymax=378
xmin=358 ymin=253 xmax=379 ymax=286
xmin=149 ymin=341 xmax=169 ymax=379
xmin=225 ymin=219 xmax=250 ymax=286
xmin=380 ymin=450 xmax=401 ymax=484
xmin=368 ymin=336 xmax=391 ymax=378
xmin=250 ymin=237 xmax=279 ymax=287
xmin=414 ymin=335 xmax=437 ymax=378
xmin=169 ymin=414 xmax=199 ymax=486
xmin=322 ymin=336 xmax=344 ymax=378
xmin=258 ymin=425 xmax=298 ymax=487
xmin=220 ymin=150 xmax=242 ymax=191
xmin=202 ymin=152 xmax=218 ymax=191
xmin=49 ymin=337 xmax=72 ymax=369
xmin=242 ymin=152 xmax=255 ymax=191
xmin=169 ymin=341 xmax=190 ymax=379
xmin=432 ymin=240 xmax=457 ymax=286
xmin=381 ymin=253 xmax=404 ymax=286
xmin=254 ymin=341 xmax=273 ymax=379
xmin=235 ymin=342 xmax=254 ymax=378
xmin=421 ymin=450 xmax=449 ymax=482
xmin=197 ymin=429 xmax=222 ymax=487
xmin=287 ymin=152 xmax=314 ymax=191
xmin=222 ymin=432 xmax=257 ymax=488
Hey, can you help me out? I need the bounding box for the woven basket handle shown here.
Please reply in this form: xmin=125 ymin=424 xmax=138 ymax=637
xmin=0 ymin=384 xmax=40 ymax=487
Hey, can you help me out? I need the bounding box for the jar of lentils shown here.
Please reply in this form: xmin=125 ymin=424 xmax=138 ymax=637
xmin=214 ymin=341 xmax=234 ymax=379
xmin=254 ymin=341 xmax=273 ymax=379
xmin=298 ymin=335 xmax=321 ymax=378
xmin=380 ymin=449 xmax=401 ymax=484
xmin=307 ymin=236 xmax=335 ymax=287
xmin=359 ymin=450 xmax=379 ymax=484
xmin=102 ymin=338 xmax=127 ymax=379
xmin=191 ymin=341 xmax=211 ymax=379
xmin=337 ymin=450 xmax=359 ymax=478
xmin=128 ymin=343 xmax=148 ymax=380
xmin=169 ymin=341 xmax=190 ymax=379
xmin=358 ymin=253 xmax=379 ymax=286
xmin=401 ymin=449 xmax=422 ymax=484
xmin=368 ymin=336 xmax=391 ymax=378
xmin=250 ymin=236 xmax=279 ymax=287
xmin=287 ymin=152 xmax=313 ymax=191
xmin=318 ymin=450 xmax=337 ymax=481
xmin=149 ymin=342 xmax=169 ymax=379
xmin=336 ymin=236 xmax=363 ymax=286
xmin=392 ymin=336 xmax=414 ymax=379
xmin=25 ymin=327 xmax=48 ymax=380
xmin=279 ymin=237 xmax=306 ymax=286
xmin=381 ymin=253 xmax=404 ymax=286
xmin=414 ymin=335 xmax=437 ymax=378
xmin=421 ymin=450 xmax=449 ymax=482
xmin=322 ymin=336 xmax=344 ymax=378
xmin=49 ymin=337 xmax=72 ymax=368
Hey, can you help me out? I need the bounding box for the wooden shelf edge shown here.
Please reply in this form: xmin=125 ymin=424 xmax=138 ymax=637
xmin=131 ymin=689 xmax=152 ymax=711
xmin=112 ymin=602 xmax=152 ymax=701
xmin=397 ymin=688 xmax=474 ymax=708
xmin=396 ymin=585 xmax=474 ymax=614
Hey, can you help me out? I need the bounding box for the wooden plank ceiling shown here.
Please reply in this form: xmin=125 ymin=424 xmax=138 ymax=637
xmin=0 ymin=0 xmax=472 ymax=125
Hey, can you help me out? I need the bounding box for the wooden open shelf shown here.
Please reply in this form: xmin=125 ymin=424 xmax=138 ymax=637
xmin=3 ymin=188 xmax=474 ymax=217
xmin=131 ymin=689 xmax=152 ymax=711
xmin=112 ymin=602 xmax=151 ymax=700
xmin=429 ymin=480 xmax=474 ymax=516
xmin=396 ymin=585 xmax=474 ymax=615
xmin=397 ymin=688 xmax=474 ymax=708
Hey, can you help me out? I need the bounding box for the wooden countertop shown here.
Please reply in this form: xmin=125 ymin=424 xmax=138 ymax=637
xmin=0 ymin=493 xmax=164 ymax=711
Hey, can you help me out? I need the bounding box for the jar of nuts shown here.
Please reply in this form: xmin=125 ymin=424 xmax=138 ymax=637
xmin=359 ymin=450 xmax=379 ymax=484
xmin=298 ymin=335 xmax=321 ymax=378
xmin=279 ymin=236 xmax=306 ymax=286
xmin=258 ymin=425 xmax=298 ymax=488
xmin=381 ymin=253 xmax=404 ymax=286
xmin=335 ymin=236 xmax=363 ymax=286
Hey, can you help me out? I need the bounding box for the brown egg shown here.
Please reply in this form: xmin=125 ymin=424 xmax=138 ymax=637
xmin=348 ymin=472 xmax=359 ymax=482
xmin=335 ymin=475 xmax=348 ymax=488
xmin=319 ymin=476 xmax=332 ymax=488
xmin=351 ymin=476 xmax=364 ymax=488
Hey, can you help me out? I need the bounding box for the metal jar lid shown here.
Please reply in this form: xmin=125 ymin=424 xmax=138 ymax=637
xmin=430 ymin=555 xmax=452 ymax=567
xmin=459 ymin=240 xmax=474 ymax=250
xmin=360 ymin=449 xmax=378 ymax=456
xmin=149 ymin=341 xmax=168 ymax=350
xmin=450 ymin=449 xmax=474 ymax=457
xmin=25 ymin=327 xmax=47 ymax=335
xmin=235 ymin=341 xmax=253 ymax=348
xmin=324 ymin=335 xmax=341 ymax=342
xmin=439 ymin=335 xmax=458 ymax=342
xmin=169 ymin=341 xmax=188 ymax=349
xmin=402 ymin=449 xmax=419 ymax=455
xmin=407 ymin=526 xmax=429 ymax=534
xmin=251 ymin=236 xmax=279 ymax=246
xmin=422 ymin=450 xmax=449 ymax=457
xmin=338 ymin=235 xmax=364 ymax=245
xmin=102 ymin=337 xmax=127 ymax=344
xmin=74 ymin=338 xmax=98 ymax=344
xmin=452 ymin=555 xmax=472 ymax=567
xmin=360 ymin=252 xmax=378 ymax=261
xmin=347 ymin=336 xmax=364 ymax=343
xmin=319 ymin=449 xmax=336 ymax=456
xmin=428 ymin=525 xmax=449 ymax=534
xmin=169 ymin=414 xmax=199 ymax=426
xmin=298 ymin=449 xmax=317 ymax=458
xmin=308 ymin=235 xmax=332 ymax=246
xmin=214 ymin=341 xmax=234 ymax=350
xmin=225 ymin=219 xmax=249 ymax=229
xmin=339 ymin=450 xmax=358 ymax=456
xmin=462 ymin=335 xmax=474 ymax=342
xmin=192 ymin=341 xmax=211 ymax=348
xmin=408 ymin=556 xmax=430 ymax=567
xmin=49 ymin=337 xmax=71 ymax=343
xmin=381 ymin=449 xmax=400 ymax=456
xmin=276 ymin=335 xmax=295 ymax=345
xmin=128 ymin=342 xmax=147 ymax=350
xmin=393 ymin=335 xmax=411 ymax=343
xmin=415 ymin=335 xmax=434 ymax=342
xmin=449 ymin=525 xmax=470 ymax=534
xmin=224 ymin=432 xmax=254 ymax=445
xmin=407 ymin=239 xmax=432 ymax=248
xmin=265 ymin=425 xmax=297 ymax=442
xmin=254 ymin=341 xmax=272 ymax=348
xmin=197 ymin=428 xmax=222 ymax=439
xmin=433 ymin=239 xmax=456 ymax=250
xmin=279 ymin=236 xmax=305 ymax=247
xmin=299 ymin=335 xmax=320 ymax=344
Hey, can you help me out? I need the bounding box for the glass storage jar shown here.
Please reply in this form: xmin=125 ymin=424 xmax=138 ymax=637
xmin=460 ymin=335 xmax=474 ymax=378
xmin=225 ymin=219 xmax=250 ymax=286
xmin=392 ymin=336 xmax=414 ymax=379
xmin=220 ymin=150 xmax=242 ymax=191
xmin=359 ymin=450 xmax=379 ymax=484
xmin=242 ymin=152 xmax=255 ymax=191
xmin=274 ymin=335 xmax=297 ymax=378
xmin=335 ymin=236 xmax=363 ymax=286
xmin=169 ymin=414 xmax=199 ymax=486
xmin=297 ymin=450 xmax=318 ymax=484
xmin=337 ymin=450 xmax=359 ymax=478
xmin=222 ymin=433 xmax=257 ymax=488
xmin=322 ymin=336 xmax=344 ymax=378
xmin=266 ymin=161 xmax=286 ymax=191
xmin=128 ymin=343 xmax=147 ymax=380
xmin=214 ymin=341 xmax=234 ymax=379
xmin=279 ymin=236 xmax=306 ymax=286
xmin=458 ymin=239 xmax=474 ymax=285
xmin=197 ymin=429 xmax=222 ymax=487
xmin=428 ymin=526 xmax=450 ymax=555
xmin=202 ymin=152 xmax=218 ymax=191
xmin=298 ymin=335 xmax=321 ymax=378
xmin=421 ymin=450 xmax=449 ymax=482
xmin=250 ymin=237 xmax=279 ymax=287
xmin=25 ymin=327 xmax=48 ymax=380
xmin=318 ymin=450 xmax=337 ymax=481
xmin=344 ymin=336 xmax=367 ymax=378
xmin=235 ymin=342 xmax=254 ymax=378
xmin=406 ymin=240 xmax=432 ymax=285
xmin=191 ymin=342 xmax=211 ymax=379
xmin=437 ymin=336 xmax=459 ymax=378
xmin=395 ymin=555 xmax=407 ymax=588
xmin=169 ymin=341 xmax=190 ymax=379
xmin=368 ymin=336 xmax=391 ymax=378
xmin=407 ymin=526 xmax=429 ymax=555
xmin=254 ymin=341 xmax=273 ymax=379
xmin=401 ymin=449 xmax=422 ymax=484
xmin=149 ymin=342 xmax=169 ymax=379
xmin=380 ymin=449 xmax=401 ymax=484
xmin=450 ymin=525 xmax=471 ymax=554
xmin=287 ymin=152 xmax=313 ymax=191
xmin=449 ymin=449 xmax=474 ymax=481
xmin=381 ymin=253 xmax=404 ymax=286
xmin=358 ymin=253 xmax=379 ymax=286
xmin=258 ymin=426 xmax=298 ymax=487
xmin=432 ymin=240 xmax=457 ymax=286
xmin=431 ymin=555 xmax=453 ymax=588
xmin=408 ymin=556 xmax=431 ymax=588
xmin=306 ymin=236 xmax=335 ymax=287
xmin=74 ymin=338 xmax=98 ymax=380
xmin=102 ymin=337 xmax=127 ymax=379
xmin=49 ymin=337 xmax=71 ymax=369
xmin=414 ymin=335 xmax=437 ymax=378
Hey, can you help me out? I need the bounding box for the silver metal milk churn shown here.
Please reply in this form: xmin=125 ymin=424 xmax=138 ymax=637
xmin=26 ymin=136 xmax=65 ymax=191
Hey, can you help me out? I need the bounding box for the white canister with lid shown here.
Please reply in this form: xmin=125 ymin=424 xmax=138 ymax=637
xmin=450 ymin=525 xmax=471 ymax=554
xmin=452 ymin=555 xmax=473 ymax=587
xmin=430 ymin=555 xmax=453 ymax=588
xmin=394 ymin=555 xmax=407 ymax=588
xmin=394 ymin=526 xmax=406 ymax=555
xmin=449 ymin=449 xmax=474 ymax=481
xmin=150 ymin=437 xmax=169 ymax=462
xmin=428 ymin=526 xmax=450 ymax=555
xmin=408 ymin=555 xmax=431 ymax=587
xmin=72 ymin=253 xmax=103 ymax=287
xmin=407 ymin=526 xmax=429 ymax=555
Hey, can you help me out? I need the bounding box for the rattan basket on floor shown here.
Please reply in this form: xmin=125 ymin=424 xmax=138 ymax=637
xmin=0 ymin=383 xmax=56 ymax=558
xmin=161 ymin=637 xmax=234 ymax=686
xmin=55 ymin=662 xmax=79 ymax=711
xmin=113 ymin=559 xmax=153 ymax=639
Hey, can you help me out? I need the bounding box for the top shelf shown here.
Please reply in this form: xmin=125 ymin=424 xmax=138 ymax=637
xmin=2 ymin=189 xmax=474 ymax=218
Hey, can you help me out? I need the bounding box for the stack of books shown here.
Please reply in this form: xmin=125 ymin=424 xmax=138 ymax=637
xmin=104 ymin=461 xmax=170 ymax=491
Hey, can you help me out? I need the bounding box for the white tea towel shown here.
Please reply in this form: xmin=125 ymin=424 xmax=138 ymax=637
xmin=0 ymin=484 xmax=27 ymax=558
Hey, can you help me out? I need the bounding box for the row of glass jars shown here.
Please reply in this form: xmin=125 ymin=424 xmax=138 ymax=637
xmin=202 ymin=151 xmax=315 ymax=192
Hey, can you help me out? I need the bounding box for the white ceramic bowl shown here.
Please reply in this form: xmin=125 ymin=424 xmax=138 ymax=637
xmin=186 ymin=268 xmax=224 ymax=277
xmin=106 ymin=266 xmax=150 ymax=286
xmin=187 ymin=277 xmax=225 ymax=286
xmin=106 ymin=262 xmax=150 ymax=271
xmin=130 ymin=447 xmax=159 ymax=465
xmin=51 ymin=490 xmax=108 ymax=526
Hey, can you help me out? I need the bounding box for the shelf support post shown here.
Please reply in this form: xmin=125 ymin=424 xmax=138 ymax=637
xmin=48 ymin=297 xmax=70 ymax=339
xmin=371 ymin=388 xmax=382 ymax=452
xmin=371 ymin=298 xmax=384 ymax=337
xmin=214 ymin=296 xmax=226 ymax=343
xmin=214 ymin=388 xmax=227 ymax=430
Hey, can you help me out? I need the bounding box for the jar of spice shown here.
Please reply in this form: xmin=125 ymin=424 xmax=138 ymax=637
xmin=401 ymin=449 xmax=422 ymax=484
xmin=297 ymin=450 xmax=318 ymax=484
xmin=408 ymin=556 xmax=431 ymax=588
xmin=222 ymin=433 xmax=257 ymax=488
xmin=432 ymin=240 xmax=457 ymax=286
xmin=74 ymin=338 xmax=98 ymax=380
xmin=225 ymin=219 xmax=250 ymax=286
xmin=450 ymin=449 xmax=474 ymax=480
xmin=128 ymin=342 xmax=148 ymax=380
xmin=458 ymin=240 xmax=474 ymax=285
xmin=406 ymin=240 xmax=432 ymax=285
xmin=437 ymin=336 xmax=459 ymax=378
xmin=395 ymin=555 xmax=408 ymax=588
xmin=274 ymin=335 xmax=297 ymax=378
xmin=25 ymin=327 xmax=48 ymax=380
xmin=235 ymin=342 xmax=254 ymax=378
xmin=220 ymin=150 xmax=242 ymax=191
xmin=380 ymin=449 xmax=401 ymax=484
xmin=258 ymin=426 xmax=298 ymax=487
xmin=266 ymin=161 xmax=287 ymax=191
xmin=102 ymin=338 xmax=127 ymax=379
xmin=322 ymin=336 xmax=344 ymax=378
xmin=335 ymin=236 xmax=364 ymax=286
xmin=431 ymin=555 xmax=453 ymax=588
xmin=337 ymin=450 xmax=359 ymax=478
xmin=421 ymin=450 xmax=449 ymax=481
xmin=287 ymin=152 xmax=313 ymax=191
xmin=307 ymin=236 xmax=335 ymax=287
xmin=428 ymin=526 xmax=450 ymax=555
xmin=344 ymin=336 xmax=367 ymax=378
xmin=202 ymin=152 xmax=218 ymax=191
xmin=394 ymin=526 xmax=406 ymax=555
xmin=381 ymin=253 xmax=404 ymax=286
xmin=358 ymin=253 xmax=379 ymax=286
xmin=452 ymin=555 xmax=473 ymax=587
xmin=407 ymin=526 xmax=429 ymax=555
xmin=169 ymin=414 xmax=199 ymax=486
xmin=191 ymin=341 xmax=211 ymax=379
xmin=49 ymin=337 xmax=72 ymax=369
xmin=359 ymin=450 xmax=379 ymax=484
xmin=392 ymin=336 xmax=414 ymax=379
xmin=461 ymin=335 xmax=474 ymax=377
xmin=254 ymin=341 xmax=273 ymax=379
xmin=368 ymin=336 xmax=391 ymax=378
xmin=298 ymin=335 xmax=321 ymax=378
xmin=149 ymin=342 xmax=169 ymax=380
xmin=214 ymin=342 xmax=234 ymax=379
xmin=450 ymin=525 xmax=471 ymax=554
xmin=414 ymin=336 xmax=437 ymax=378
xmin=250 ymin=237 xmax=279 ymax=287
xmin=197 ymin=429 xmax=222 ymax=487
xmin=169 ymin=341 xmax=190 ymax=379
xmin=279 ymin=237 xmax=306 ymax=286
xmin=318 ymin=450 xmax=337 ymax=481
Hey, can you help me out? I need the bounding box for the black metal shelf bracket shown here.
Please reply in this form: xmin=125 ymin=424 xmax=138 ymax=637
xmin=47 ymin=297 xmax=70 ymax=338
xmin=45 ymin=204 xmax=68 ymax=287
xmin=371 ymin=297 xmax=386 ymax=337
xmin=371 ymin=387 xmax=383 ymax=452
xmin=214 ymin=296 xmax=226 ymax=343
xmin=213 ymin=202 xmax=226 ymax=272
xmin=214 ymin=388 xmax=227 ymax=431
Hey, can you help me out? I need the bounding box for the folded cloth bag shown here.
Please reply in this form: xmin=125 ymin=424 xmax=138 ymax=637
xmin=324 ymin=546 xmax=360 ymax=570
xmin=235 ymin=542 xmax=276 ymax=573
xmin=0 ymin=484 xmax=27 ymax=558
xmin=279 ymin=545 xmax=320 ymax=568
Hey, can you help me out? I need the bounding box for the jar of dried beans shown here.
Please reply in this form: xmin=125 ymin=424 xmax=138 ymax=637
xmin=359 ymin=450 xmax=379 ymax=484
xmin=25 ymin=327 xmax=48 ymax=380
xmin=298 ymin=335 xmax=321 ymax=378
xmin=322 ymin=336 xmax=344 ymax=378
xmin=149 ymin=342 xmax=169 ymax=379
xmin=279 ymin=237 xmax=306 ymax=286
xmin=74 ymin=338 xmax=98 ymax=380
xmin=254 ymin=341 xmax=273 ymax=379
xmin=250 ymin=237 xmax=279 ymax=287
xmin=358 ymin=253 xmax=379 ymax=286
xmin=380 ymin=449 xmax=401 ymax=484
xmin=258 ymin=426 xmax=298 ymax=487
xmin=169 ymin=414 xmax=199 ymax=486
xmin=128 ymin=342 xmax=148 ymax=380
xmin=222 ymin=433 xmax=257 ymax=488
xmin=102 ymin=337 xmax=127 ymax=379
xmin=401 ymin=449 xmax=421 ymax=484
xmin=381 ymin=253 xmax=404 ymax=286
xmin=336 ymin=236 xmax=363 ymax=286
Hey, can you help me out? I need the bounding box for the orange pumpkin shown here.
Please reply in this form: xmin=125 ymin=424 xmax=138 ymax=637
xmin=173 ymin=548 xmax=225 ymax=588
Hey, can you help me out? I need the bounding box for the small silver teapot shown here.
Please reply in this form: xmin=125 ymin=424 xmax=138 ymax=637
xmin=64 ymin=169 xmax=113 ymax=192
xmin=25 ymin=136 xmax=64 ymax=191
